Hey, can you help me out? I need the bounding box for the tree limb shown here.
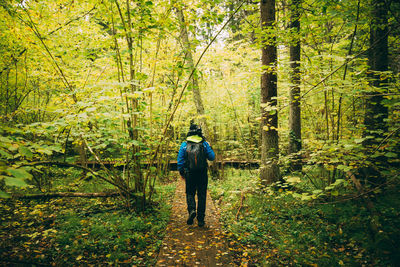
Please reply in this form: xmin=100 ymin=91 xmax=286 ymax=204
xmin=235 ymin=191 xmax=246 ymax=220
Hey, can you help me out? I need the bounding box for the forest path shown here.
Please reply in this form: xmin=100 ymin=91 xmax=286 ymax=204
xmin=156 ymin=177 xmax=232 ymax=266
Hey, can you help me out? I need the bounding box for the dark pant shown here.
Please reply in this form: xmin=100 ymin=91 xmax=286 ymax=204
xmin=185 ymin=169 xmax=208 ymax=222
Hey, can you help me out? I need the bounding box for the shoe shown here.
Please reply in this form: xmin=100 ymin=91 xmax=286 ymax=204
xmin=187 ymin=211 xmax=196 ymax=225
xmin=198 ymin=220 xmax=205 ymax=227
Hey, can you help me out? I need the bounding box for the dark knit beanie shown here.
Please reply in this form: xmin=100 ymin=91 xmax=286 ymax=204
xmin=187 ymin=123 xmax=203 ymax=137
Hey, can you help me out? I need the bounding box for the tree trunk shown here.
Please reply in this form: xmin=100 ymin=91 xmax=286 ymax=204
xmin=78 ymin=141 xmax=87 ymax=168
xmin=362 ymin=0 xmax=389 ymax=183
xmin=175 ymin=8 xmax=208 ymax=135
xmin=176 ymin=6 xmax=219 ymax=178
xmin=260 ymin=0 xmax=280 ymax=184
xmin=365 ymin=0 xmax=388 ymax=136
xmin=288 ymin=0 xmax=302 ymax=171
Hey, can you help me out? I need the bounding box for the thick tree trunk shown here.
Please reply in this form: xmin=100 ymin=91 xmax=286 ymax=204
xmin=176 ymin=7 xmax=219 ymax=178
xmin=365 ymin=0 xmax=388 ymax=136
xmin=362 ymin=0 xmax=389 ymax=183
xmin=288 ymin=0 xmax=302 ymax=171
xmin=260 ymin=0 xmax=280 ymax=184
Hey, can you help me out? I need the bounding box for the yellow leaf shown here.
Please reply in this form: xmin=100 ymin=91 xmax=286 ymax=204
xmin=106 ymin=254 xmax=111 ymax=258
xmin=76 ymin=255 xmax=83 ymax=261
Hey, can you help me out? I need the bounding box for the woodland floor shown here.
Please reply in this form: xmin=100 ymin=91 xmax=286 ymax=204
xmin=156 ymin=177 xmax=232 ymax=266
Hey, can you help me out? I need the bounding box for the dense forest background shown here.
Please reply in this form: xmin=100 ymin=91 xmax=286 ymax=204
xmin=1 ymin=0 xmax=399 ymax=265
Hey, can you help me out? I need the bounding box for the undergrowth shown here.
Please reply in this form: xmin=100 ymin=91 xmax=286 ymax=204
xmin=0 ymin=172 xmax=175 ymax=266
xmin=210 ymin=168 xmax=400 ymax=266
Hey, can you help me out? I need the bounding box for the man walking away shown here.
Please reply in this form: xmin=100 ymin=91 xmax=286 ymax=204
xmin=177 ymin=123 xmax=215 ymax=227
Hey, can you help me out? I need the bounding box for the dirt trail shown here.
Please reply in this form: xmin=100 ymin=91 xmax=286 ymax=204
xmin=156 ymin=177 xmax=232 ymax=266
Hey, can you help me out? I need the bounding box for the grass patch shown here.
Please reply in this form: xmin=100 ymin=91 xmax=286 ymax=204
xmin=210 ymin=168 xmax=400 ymax=266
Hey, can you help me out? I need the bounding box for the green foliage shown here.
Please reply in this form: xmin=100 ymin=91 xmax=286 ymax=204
xmin=1 ymin=0 xmax=399 ymax=264
xmin=0 ymin=182 xmax=175 ymax=265
xmin=210 ymin=168 xmax=400 ymax=266
xmin=0 ymin=125 xmax=65 ymax=197
xmin=55 ymin=207 xmax=166 ymax=264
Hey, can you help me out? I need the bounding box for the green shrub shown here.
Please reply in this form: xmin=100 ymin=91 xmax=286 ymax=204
xmin=210 ymin=167 xmax=400 ymax=266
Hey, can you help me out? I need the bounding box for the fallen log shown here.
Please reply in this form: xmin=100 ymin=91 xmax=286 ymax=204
xmin=12 ymin=191 xmax=120 ymax=199
xmin=25 ymin=161 xmax=131 ymax=196
xmin=84 ymin=160 xmax=261 ymax=170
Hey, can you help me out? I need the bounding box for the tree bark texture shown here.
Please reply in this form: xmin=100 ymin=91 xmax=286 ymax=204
xmin=78 ymin=141 xmax=87 ymax=168
xmin=361 ymin=0 xmax=389 ymax=183
xmin=260 ymin=0 xmax=280 ymax=184
xmin=365 ymin=0 xmax=388 ymax=138
xmin=288 ymin=0 xmax=302 ymax=170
